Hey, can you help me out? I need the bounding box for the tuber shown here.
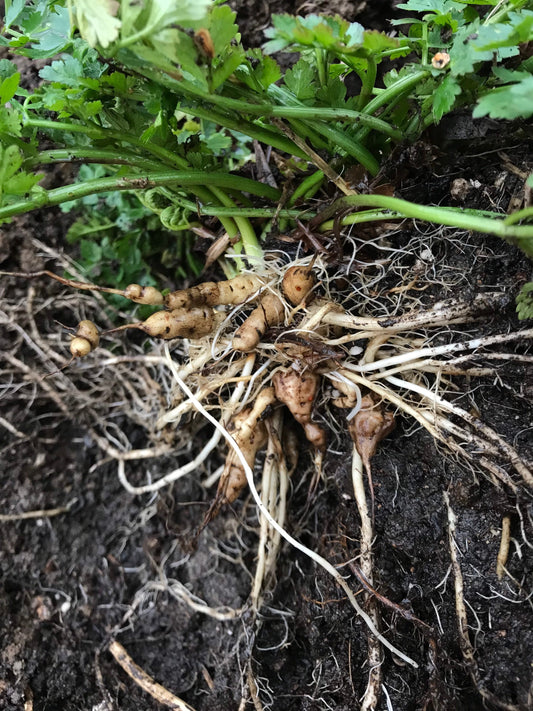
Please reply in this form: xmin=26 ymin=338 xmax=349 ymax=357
xmin=203 ymin=387 xmax=276 ymax=526
xmin=232 ymin=292 xmax=286 ymax=352
xmin=165 ymin=274 xmax=265 ymax=310
xmin=273 ymin=368 xmax=326 ymax=453
xmin=232 ymin=265 xmax=316 ymax=352
xmin=281 ymin=265 xmax=316 ymax=306
xmin=138 ymin=307 xmax=216 ymax=340
xmin=123 ymin=284 xmax=164 ymax=305
xmin=69 ymin=320 xmax=99 ymax=358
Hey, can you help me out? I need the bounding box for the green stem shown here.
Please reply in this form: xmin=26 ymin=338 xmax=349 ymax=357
xmin=315 ymin=48 xmax=328 ymax=89
xmin=170 ymin=194 xmax=314 ymax=219
xmin=357 ymin=56 xmax=377 ymax=111
xmin=25 ymin=148 xmax=160 ymax=171
xmin=317 ymin=194 xmax=533 ymax=247
xmin=270 ymin=106 xmax=402 ymax=141
xmin=303 ymin=120 xmax=379 ymax=174
xmin=176 ymin=101 xmax=308 ymax=160
xmin=24 ymin=118 xmax=192 ymax=171
xmin=288 ymin=170 xmax=325 ymax=207
xmin=207 ymin=185 xmax=262 ymax=261
xmin=503 ymin=205 xmax=533 ymax=225
xmin=23 ymin=118 xmax=250 ymax=222
xmin=0 ymin=170 xmax=281 ymax=221
xmin=361 ymin=70 xmax=429 ymax=117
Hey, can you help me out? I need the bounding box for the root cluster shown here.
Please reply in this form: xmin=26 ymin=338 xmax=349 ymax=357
xmin=3 ymin=227 xmax=532 ymax=710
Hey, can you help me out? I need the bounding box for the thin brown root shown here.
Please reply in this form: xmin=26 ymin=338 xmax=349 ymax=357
xmin=109 ymin=640 xmax=197 ymax=710
xmin=0 ymin=500 xmax=76 ymax=521
xmin=444 ymin=494 xmax=522 ymax=711
xmin=496 ymin=515 xmax=512 ymax=580
xmin=246 ymin=663 xmax=264 ymax=711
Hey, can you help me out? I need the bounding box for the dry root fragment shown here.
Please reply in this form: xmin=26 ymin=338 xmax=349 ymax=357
xmin=69 ymin=320 xmax=99 ymax=358
xmin=166 ymin=274 xmax=265 ymax=310
xmin=348 ymin=394 xmax=395 ymax=470
xmin=273 ymin=368 xmax=326 ymax=452
xmin=109 ymin=640 xmax=196 ymax=710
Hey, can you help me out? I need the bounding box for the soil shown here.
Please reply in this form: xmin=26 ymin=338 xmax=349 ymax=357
xmin=1 ymin=2 xmax=532 ymax=711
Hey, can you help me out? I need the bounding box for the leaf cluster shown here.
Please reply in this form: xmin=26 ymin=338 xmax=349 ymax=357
xmin=0 ymin=0 xmax=532 ymax=316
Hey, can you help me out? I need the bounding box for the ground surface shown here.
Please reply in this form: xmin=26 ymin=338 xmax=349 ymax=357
xmin=1 ymin=2 xmax=532 ymax=711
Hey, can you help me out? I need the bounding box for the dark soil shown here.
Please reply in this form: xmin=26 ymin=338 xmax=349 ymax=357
xmin=1 ymin=2 xmax=532 ymax=711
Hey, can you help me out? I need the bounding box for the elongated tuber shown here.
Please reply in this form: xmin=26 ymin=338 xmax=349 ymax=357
xmin=232 ymin=291 xmax=286 ymax=352
xmin=232 ymin=265 xmax=316 ymax=352
xmin=273 ymin=369 xmax=326 ymax=452
xmin=139 ymin=307 xmax=216 ymax=339
xmin=108 ymin=307 xmax=217 ymax=340
xmin=203 ymin=387 xmax=276 ymax=526
xmin=166 ymin=274 xmax=265 ymax=310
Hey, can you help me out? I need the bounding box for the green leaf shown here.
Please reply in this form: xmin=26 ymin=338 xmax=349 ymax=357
xmin=516 ymin=282 xmax=533 ymax=319
xmin=0 ymin=144 xmax=43 ymax=203
xmin=473 ymin=75 xmax=533 ymax=119
xmin=0 ymin=59 xmax=19 ymax=80
xmin=473 ymin=11 xmax=533 ymax=51
xmin=73 ymin=0 xmax=121 ymax=49
xmin=39 ymin=56 xmax=84 ymax=86
xmin=80 ymin=238 xmax=103 ymax=264
xmin=0 ymin=106 xmax=22 ymax=137
xmin=284 ymin=59 xmax=317 ymax=101
xmin=0 ymin=72 xmax=20 ymax=104
xmin=432 ymin=73 xmax=462 ymax=121
xmin=21 ymin=4 xmax=72 ymax=59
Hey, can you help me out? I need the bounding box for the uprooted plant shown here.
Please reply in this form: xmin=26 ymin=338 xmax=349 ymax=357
xmin=2 ymin=0 xmax=533 ymax=708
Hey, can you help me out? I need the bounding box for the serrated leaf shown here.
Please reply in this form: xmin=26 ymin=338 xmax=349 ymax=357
xmin=473 ymin=75 xmax=533 ymax=119
xmin=80 ymin=238 xmax=103 ymax=264
xmin=209 ymin=5 xmax=239 ymax=55
xmin=24 ymin=5 xmax=72 ymax=58
xmin=0 ymin=106 xmax=22 ymax=137
xmin=473 ymin=11 xmax=533 ymax=51
xmin=74 ymin=0 xmax=121 ymax=48
xmin=134 ymin=0 xmax=212 ymax=35
xmin=4 ymin=170 xmax=44 ymax=195
xmin=284 ymin=59 xmax=317 ymax=101
xmin=316 ymin=76 xmax=347 ymax=107
xmin=39 ymin=56 xmax=84 ymax=86
xmin=0 ymin=59 xmax=19 ymax=80
xmin=432 ymin=73 xmax=461 ymax=121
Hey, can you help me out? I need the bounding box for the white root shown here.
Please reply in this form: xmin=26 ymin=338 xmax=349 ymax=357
xmin=117 ymin=355 xmax=257 ymax=495
xmin=352 ymin=446 xmax=383 ymax=711
xmin=343 ymin=329 xmax=533 ymax=375
xmin=320 ymin=292 xmax=509 ymax=332
xmin=251 ymin=410 xmax=289 ymax=609
xmin=385 ymin=375 xmax=532 ymax=487
xmin=163 ymin=343 xmax=419 ymax=669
